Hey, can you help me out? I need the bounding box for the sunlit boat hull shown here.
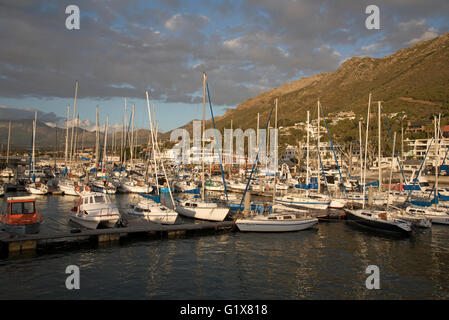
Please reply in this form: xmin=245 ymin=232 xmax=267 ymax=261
xmin=236 ymin=218 xmax=318 ymax=232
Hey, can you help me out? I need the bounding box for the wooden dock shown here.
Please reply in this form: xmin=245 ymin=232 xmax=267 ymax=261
xmin=0 ymin=221 xmax=235 ymax=256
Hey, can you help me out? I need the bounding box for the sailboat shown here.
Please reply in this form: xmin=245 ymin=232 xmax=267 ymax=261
xmin=275 ymin=110 xmax=330 ymax=210
xmin=345 ymin=98 xmax=413 ymax=235
xmin=175 ymin=73 xmax=230 ymax=222
xmin=236 ymin=99 xmax=318 ymax=232
xmin=25 ymin=112 xmax=49 ymax=195
xmin=128 ymin=91 xmax=180 ymax=224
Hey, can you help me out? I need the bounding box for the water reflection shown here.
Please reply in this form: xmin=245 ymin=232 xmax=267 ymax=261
xmin=0 ymin=194 xmax=448 ymax=299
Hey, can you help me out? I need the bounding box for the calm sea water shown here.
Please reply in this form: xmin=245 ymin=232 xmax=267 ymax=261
xmin=0 ymin=193 xmax=448 ymax=299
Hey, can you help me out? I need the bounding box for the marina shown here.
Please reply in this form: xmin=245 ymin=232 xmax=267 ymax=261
xmin=1 ymin=1 xmax=449 ymax=302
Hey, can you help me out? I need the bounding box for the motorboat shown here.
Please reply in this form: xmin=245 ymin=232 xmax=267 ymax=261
xmin=69 ymin=190 xmax=120 ymax=229
xmin=0 ymin=196 xmax=43 ymax=234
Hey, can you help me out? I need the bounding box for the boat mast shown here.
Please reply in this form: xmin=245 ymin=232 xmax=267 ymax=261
xmin=73 ymin=113 xmax=79 ymax=162
xmin=306 ymin=110 xmax=310 ymax=197
xmin=387 ymin=132 xmax=396 ymax=209
xmin=95 ymin=106 xmax=99 ymax=167
xmin=32 ymin=111 xmax=37 ymax=175
xmin=378 ymin=101 xmax=382 ymax=192
xmin=317 ymin=99 xmax=321 ymax=193
xmin=6 ymin=121 xmax=11 ymax=165
xmin=146 ymin=92 xmax=159 ymax=195
xmin=434 ymin=114 xmax=441 ymax=208
xmin=146 ymin=92 xmax=176 ymax=207
xmin=273 ymin=98 xmax=278 ymax=205
xmin=202 ymin=72 xmax=206 ymax=201
xmin=64 ymin=105 xmax=69 ymax=169
xmin=69 ymin=80 xmax=78 ymax=164
xmin=359 ymin=121 xmax=363 ymax=183
xmin=130 ymin=104 xmax=135 ymax=165
xmin=362 ymin=93 xmax=372 ymax=209
xmin=103 ymin=115 xmax=109 ymax=170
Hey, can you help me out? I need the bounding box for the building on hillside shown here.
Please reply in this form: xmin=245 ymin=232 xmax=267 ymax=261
xmin=405 ymin=121 xmax=426 ymax=133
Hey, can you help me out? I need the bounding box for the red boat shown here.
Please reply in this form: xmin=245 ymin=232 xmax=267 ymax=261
xmin=0 ymin=196 xmax=43 ymax=234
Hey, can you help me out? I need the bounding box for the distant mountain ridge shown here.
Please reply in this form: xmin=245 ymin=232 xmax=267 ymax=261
xmin=178 ymin=32 xmax=449 ymax=135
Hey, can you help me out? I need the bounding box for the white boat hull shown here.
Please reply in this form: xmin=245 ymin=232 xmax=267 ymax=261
xmin=176 ymin=205 xmax=229 ymax=221
xmin=236 ymin=218 xmax=318 ymax=232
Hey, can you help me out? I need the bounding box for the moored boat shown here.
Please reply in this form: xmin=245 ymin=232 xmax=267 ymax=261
xmin=0 ymin=196 xmax=43 ymax=234
xmin=69 ymin=191 xmax=120 ymax=229
xmin=345 ymin=208 xmax=412 ymax=235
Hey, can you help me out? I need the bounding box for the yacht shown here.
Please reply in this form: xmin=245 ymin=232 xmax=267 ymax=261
xmin=91 ymin=179 xmax=117 ymax=194
xmin=236 ymin=204 xmax=318 ymax=232
xmin=176 ymin=198 xmax=230 ymax=221
xmin=126 ymin=198 xmax=178 ymax=224
xmin=58 ymin=179 xmax=83 ymax=196
xmin=345 ymin=208 xmax=412 ymax=234
xmin=405 ymin=205 xmax=449 ymax=225
xmin=25 ymin=182 xmax=48 ymax=195
xmin=275 ymin=193 xmax=330 ymax=210
xmin=120 ymin=178 xmax=152 ymax=194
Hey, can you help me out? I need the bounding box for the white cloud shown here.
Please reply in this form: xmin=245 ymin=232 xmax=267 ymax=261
xmin=407 ymin=27 xmax=439 ymax=45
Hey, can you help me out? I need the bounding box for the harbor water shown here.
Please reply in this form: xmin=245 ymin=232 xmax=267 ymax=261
xmin=0 ymin=193 xmax=449 ymax=299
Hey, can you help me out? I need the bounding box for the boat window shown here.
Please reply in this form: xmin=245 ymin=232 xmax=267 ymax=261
xmin=268 ymin=217 xmax=277 ymax=220
xmin=185 ymin=203 xmax=190 ymax=207
xmin=94 ymin=195 xmax=105 ymax=203
xmin=192 ymin=203 xmax=198 ymax=208
xmin=10 ymin=202 xmax=35 ymax=215
xmin=283 ymin=215 xmax=292 ymax=219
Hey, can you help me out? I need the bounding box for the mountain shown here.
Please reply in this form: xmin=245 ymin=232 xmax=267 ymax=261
xmin=0 ymin=119 xmax=154 ymax=152
xmin=180 ymin=32 xmax=449 ymax=136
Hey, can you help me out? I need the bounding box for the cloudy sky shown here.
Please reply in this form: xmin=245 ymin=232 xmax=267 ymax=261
xmin=0 ymin=0 xmax=448 ymax=131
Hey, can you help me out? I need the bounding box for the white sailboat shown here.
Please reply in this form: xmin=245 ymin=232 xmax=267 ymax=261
xmin=175 ymin=73 xmax=230 ymax=221
xmin=126 ymin=198 xmax=178 ymax=224
xmin=236 ymin=99 xmax=318 ymax=232
xmin=236 ymin=205 xmax=318 ymax=232
xmin=275 ymin=110 xmax=330 ymax=210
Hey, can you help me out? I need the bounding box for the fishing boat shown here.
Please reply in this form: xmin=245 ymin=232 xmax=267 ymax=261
xmin=236 ymin=204 xmax=318 ymax=232
xmin=345 ymin=208 xmax=412 ymax=234
xmin=69 ymin=190 xmax=120 ymax=229
xmin=0 ymin=196 xmax=43 ymax=234
xmin=126 ymin=198 xmax=178 ymax=224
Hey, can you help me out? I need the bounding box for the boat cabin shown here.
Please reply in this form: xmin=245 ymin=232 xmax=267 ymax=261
xmin=80 ymin=193 xmax=110 ymax=206
xmin=0 ymin=196 xmax=43 ymax=233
